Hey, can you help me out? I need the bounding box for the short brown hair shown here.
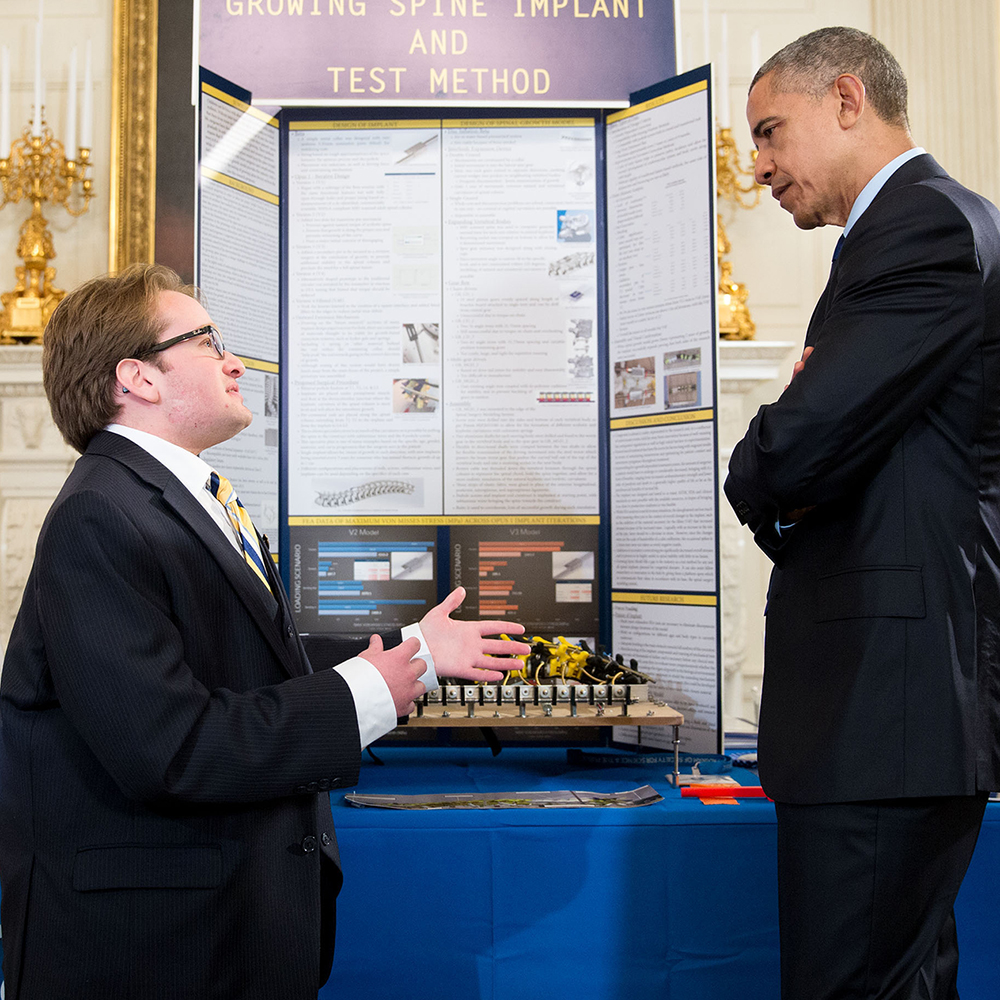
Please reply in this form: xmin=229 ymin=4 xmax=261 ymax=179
xmin=43 ymin=263 xmax=196 ymax=453
xmin=751 ymin=27 xmax=909 ymax=131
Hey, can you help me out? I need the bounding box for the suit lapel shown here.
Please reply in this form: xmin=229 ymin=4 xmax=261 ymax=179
xmin=805 ymin=154 xmax=950 ymax=350
xmin=89 ymin=432 xmax=304 ymax=678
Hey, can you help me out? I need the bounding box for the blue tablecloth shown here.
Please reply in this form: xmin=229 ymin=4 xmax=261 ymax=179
xmin=321 ymin=747 xmax=1000 ymax=1000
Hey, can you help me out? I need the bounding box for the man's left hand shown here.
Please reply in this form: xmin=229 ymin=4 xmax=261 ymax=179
xmin=419 ymin=586 xmax=531 ymax=682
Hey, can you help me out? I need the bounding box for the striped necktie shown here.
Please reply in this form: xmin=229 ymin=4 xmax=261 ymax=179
xmin=209 ymin=471 xmax=272 ymax=594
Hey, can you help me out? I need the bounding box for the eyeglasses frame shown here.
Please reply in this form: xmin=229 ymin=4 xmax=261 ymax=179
xmin=140 ymin=324 xmax=227 ymax=361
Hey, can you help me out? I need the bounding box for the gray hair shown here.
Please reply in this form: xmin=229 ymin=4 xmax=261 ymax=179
xmin=751 ymin=27 xmax=909 ymax=130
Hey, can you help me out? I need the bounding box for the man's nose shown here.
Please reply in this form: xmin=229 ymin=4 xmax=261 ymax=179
xmin=223 ymin=350 xmax=246 ymax=377
xmin=754 ymin=154 xmax=773 ymax=186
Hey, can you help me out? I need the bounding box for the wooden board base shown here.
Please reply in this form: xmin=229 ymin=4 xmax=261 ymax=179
xmin=403 ymin=702 xmax=684 ymax=728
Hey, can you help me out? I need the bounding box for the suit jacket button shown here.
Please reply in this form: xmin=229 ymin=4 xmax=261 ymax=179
xmin=302 ymin=836 xmax=317 ymax=853
xmin=306 ymin=781 xmax=318 ymax=792
xmin=286 ymin=625 xmax=295 ymax=637
xmin=318 ymin=778 xmax=330 ymax=790
xmin=329 ymin=778 xmax=343 ymax=788
xmin=321 ymin=833 xmax=331 ymax=846
xmin=293 ymin=784 xmax=306 ymax=794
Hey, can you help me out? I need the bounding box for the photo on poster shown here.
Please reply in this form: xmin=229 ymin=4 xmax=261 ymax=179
xmin=401 ymin=322 xmax=441 ymax=364
xmin=567 ymin=318 xmax=595 ymax=381
xmin=556 ymin=209 xmax=594 ymax=243
xmin=552 ymin=550 xmax=594 ymax=581
xmin=391 ymin=550 xmax=434 ymax=580
xmin=392 ymin=378 xmax=439 ymax=413
xmin=613 ymin=357 xmax=656 ymax=409
xmin=663 ymin=347 xmax=703 ymax=410
xmin=665 ymin=370 xmax=701 ymax=408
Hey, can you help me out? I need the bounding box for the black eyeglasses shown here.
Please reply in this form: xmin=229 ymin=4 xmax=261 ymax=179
xmin=142 ymin=324 xmax=226 ymax=360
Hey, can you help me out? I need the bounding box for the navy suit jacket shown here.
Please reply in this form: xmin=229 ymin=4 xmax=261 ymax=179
xmin=0 ymin=430 xmax=399 ymax=998
xmin=725 ymin=154 xmax=1000 ymax=803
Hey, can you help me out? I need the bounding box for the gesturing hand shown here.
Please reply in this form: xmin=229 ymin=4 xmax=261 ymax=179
xmin=359 ymin=634 xmax=425 ymax=717
xmin=419 ymin=586 xmax=532 ymax=682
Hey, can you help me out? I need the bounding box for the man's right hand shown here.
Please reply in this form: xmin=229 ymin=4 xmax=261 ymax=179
xmin=358 ymin=634 xmax=426 ymax=717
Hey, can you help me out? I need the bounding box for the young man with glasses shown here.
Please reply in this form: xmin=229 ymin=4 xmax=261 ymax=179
xmin=0 ymin=263 xmax=530 ymax=999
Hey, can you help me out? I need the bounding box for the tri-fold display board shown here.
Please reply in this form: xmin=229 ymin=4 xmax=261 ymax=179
xmin=194 ymin=64 xmax=721 ymax=751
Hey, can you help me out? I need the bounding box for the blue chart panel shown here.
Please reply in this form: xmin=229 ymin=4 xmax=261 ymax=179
xmin=291 ymin=526 xmax=438 ymax=633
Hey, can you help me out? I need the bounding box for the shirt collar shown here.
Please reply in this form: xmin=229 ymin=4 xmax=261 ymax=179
xmin=842 ymin=146 xmax=926 ymax=238
xmin=105 ymin=424 xmax=214 ymax=496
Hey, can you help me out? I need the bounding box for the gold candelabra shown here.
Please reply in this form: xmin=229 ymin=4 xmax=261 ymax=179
xmin=0 ymin=114 xmax=94 ymax=344
xmin=716 ymin=126 xmax=761 ymax=340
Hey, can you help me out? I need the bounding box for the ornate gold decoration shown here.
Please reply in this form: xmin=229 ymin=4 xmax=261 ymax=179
xmin=716 ymin=126 xmax=762 ymax=340
xmin=109 ymin=0 xmax=158 ymax=272
xmin=0 ymin=124 xmax=95 ymax=344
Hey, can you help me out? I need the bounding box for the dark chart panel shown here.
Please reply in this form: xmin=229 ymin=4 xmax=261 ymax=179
xmin=451 ymin=524 xmax=600 ymax=642
xmin=289 ymin=525 xmax=438 ymax=634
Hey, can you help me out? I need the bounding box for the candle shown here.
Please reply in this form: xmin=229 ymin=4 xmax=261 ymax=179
xmin=718 ymin=14 xmax=731 ymax=128
xmin=750 ymin=30 xmax=761 ymax=77
xmin=702 ymin=0 xmax=709 ymax=66
xmin=33 ymin=20 xmax=43 ymax=136
xmin=674 ymin=4 xmax=683 ymax=75
xmin=1 ymin=46 xmax=10 ymax=153
xmin=65 ymin=47 xmax=77 ymax=157
xmin=81 ymin=40 xmax=92 ymax=149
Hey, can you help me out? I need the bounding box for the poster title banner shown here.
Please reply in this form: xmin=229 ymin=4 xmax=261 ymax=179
xmin=200 ymin=0 xmax=675 ymax=106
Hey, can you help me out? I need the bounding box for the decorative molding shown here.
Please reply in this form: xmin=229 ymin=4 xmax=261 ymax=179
xmin=109 ymin=0 xmax=158 ymax=271
xmin=0 ymin=343 xmax=76 ymax=649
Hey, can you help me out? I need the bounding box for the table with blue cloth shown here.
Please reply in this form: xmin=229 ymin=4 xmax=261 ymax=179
xmin=321 ymin=747 xmax=1000 ymax=1000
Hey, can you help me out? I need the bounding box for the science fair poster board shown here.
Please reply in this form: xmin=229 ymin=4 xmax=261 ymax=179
xmin=194 ymin=62 xmax=721 ymax=750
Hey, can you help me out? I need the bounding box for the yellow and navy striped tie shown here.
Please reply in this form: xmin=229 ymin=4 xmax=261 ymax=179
xmin=209 ymin=471 xmax=272 ymax=594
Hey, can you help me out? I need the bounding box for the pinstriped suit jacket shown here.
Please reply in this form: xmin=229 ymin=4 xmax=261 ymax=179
xmin=0 ymin=430 xmax=397 ymax=998
xmin=725 ymin=155 xmax=1000 ymax=804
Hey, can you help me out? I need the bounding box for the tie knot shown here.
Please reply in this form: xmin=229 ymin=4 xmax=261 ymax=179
xmin=209 ymin=471 xmax=234 ymax=505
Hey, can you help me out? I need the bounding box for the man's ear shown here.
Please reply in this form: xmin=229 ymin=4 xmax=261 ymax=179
xmin=834 ymin=73 xmax=866 ymax=128
xmin=115 ymin=358 xmax=161 ymax=403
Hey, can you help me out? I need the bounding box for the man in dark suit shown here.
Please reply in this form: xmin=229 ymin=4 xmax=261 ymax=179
xmin=725 ymin=27 xmax=1000 ymax=1000
xmin=0 ymin=264 xmax=530 ymax=999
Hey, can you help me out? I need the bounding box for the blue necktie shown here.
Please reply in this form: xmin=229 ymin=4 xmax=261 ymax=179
xmin=832 ymin=234 xmax=846 ymax=262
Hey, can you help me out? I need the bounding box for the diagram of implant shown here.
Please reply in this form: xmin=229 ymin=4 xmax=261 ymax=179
xmin=315 ymin=480 xmax=416 ymax=507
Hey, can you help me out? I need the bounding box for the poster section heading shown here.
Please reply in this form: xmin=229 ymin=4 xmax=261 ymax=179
xmin=288 ymin=519 xmax=600 ymax=640
xmin=197 ymin=80 xmax=282 ymax=545
xmin=201 ymin=0 xmax=675 ymax=105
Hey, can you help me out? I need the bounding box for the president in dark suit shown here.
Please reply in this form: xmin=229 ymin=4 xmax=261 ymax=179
xmin=0 ymin=264 xmax=530 ymax=999
xmin=725 ymin=27 xmax=1000 ymax=1000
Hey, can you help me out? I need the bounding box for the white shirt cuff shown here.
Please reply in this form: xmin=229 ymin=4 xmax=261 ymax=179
xmin=401 ymin=622 xmax=439 ymax=692
xmin=334 ymin=625 xmax=439 ymax=750
xmin=335 ymin=657 xmax=397 ymax=750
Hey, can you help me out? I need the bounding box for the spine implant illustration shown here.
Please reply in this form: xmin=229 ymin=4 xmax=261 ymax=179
xmin=315 ymin=480 xmax=415 ymax=507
